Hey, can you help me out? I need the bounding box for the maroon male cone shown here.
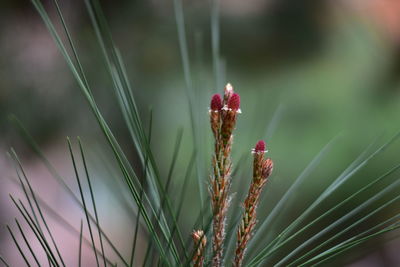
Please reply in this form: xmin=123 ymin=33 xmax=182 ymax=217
xmin=254 ymin=140 xmax=265 ymax=153
xmin=210 ymin=94 xmax=223 ymax=138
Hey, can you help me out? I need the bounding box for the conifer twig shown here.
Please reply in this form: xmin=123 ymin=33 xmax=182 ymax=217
xmin=234 ymin=140 xmax=273 ymax=267
xmin=209 ymin=84 xmax=241 ymax=266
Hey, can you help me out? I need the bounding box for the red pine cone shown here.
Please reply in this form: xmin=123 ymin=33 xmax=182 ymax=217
xmin=227 ymin=93 xmax=240 ymax=110
xmin=211 ymin=94 xmax=223 ymax=111
xmin=254 ymin=140 xmax=266 ymax=153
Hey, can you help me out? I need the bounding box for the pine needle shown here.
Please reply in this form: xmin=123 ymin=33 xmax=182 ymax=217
xmin=67 ymin=138 xmax=100 ymax=267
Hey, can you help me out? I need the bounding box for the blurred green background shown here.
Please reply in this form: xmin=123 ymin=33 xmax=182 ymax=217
xmin=1 ymin=0 xmax=400 ymax=266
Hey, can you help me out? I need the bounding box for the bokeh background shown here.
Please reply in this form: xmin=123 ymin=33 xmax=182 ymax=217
xmin=1 ymin=0 xmax=400 ymax=266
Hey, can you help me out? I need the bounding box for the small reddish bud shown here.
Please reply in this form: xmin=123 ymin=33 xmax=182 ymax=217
xmin=262 ymin=158 xmax=273 ymax=179
xmin=254 ymin=140 xmax=266 ymax=153
xmin=227 ymin=93 xmax=240 ymax=110
xmin=211 ymin=94 xmax=223 ymax=111
xmin=192 ymin=230 xmax=206 ymax=267
xmin=192 ymin=230 xmax=205 ymax=241
xmin=224 ymin=83 xmax=234 ymax=104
